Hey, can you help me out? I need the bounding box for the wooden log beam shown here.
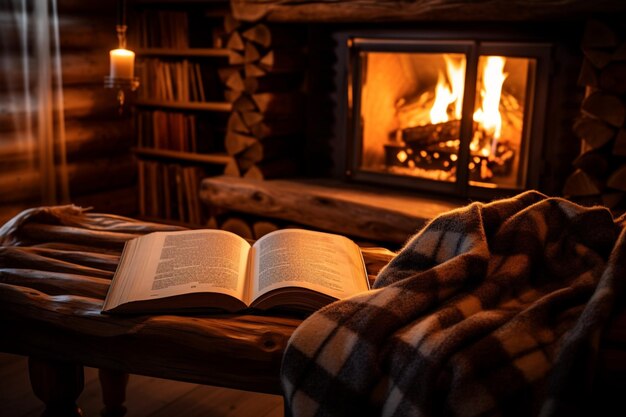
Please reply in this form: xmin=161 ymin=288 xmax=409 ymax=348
xmin=0 ymin=246 xmax=114 ymax=279
xmin=0 ymin=154 xmax=136 ymax=204
xmin=200 ymin=176 xmax=460 ymax=244
xmin=230 ymin=0 xmax=626 ymax=23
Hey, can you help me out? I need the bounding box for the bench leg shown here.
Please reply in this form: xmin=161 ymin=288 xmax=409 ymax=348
xmin=99 ymin=368 xmax=129 ymax=417
xmin=28 ymin=357 xmax=84 ymax=417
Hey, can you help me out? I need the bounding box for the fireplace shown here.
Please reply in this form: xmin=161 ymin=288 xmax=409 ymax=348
xmin=336 ymin=29 xmax=560 ymax=199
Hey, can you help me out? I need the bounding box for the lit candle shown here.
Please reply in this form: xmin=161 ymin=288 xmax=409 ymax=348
xmin=109 ymin=48 xmax=135 ymax=79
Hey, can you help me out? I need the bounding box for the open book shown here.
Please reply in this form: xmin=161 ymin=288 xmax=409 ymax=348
xmin=102 ymin=228 xmax=370 ymax=314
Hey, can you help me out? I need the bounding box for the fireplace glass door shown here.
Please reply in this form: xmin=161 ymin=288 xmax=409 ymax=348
xmin=346 ymin=37 xmax=550 ymax=197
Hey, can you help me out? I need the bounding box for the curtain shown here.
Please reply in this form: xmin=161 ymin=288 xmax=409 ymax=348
xmin=1 ymin=0 xmax=69 ymax=205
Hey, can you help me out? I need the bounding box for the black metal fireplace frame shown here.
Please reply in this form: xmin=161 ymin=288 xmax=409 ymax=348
xmin=335 ymin=28 xmax=552 ymax=200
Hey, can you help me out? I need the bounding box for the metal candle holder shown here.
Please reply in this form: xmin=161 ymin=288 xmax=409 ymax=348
xmin=104 ymin=23 xmax=140 ymax=112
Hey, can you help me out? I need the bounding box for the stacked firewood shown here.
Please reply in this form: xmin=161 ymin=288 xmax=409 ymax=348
xmin=563 ymin=19 xmax=626 ymax=213
xmin=219 ymin=15 xmax=306 ymax=179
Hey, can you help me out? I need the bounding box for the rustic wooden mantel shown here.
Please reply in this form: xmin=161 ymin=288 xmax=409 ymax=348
xmin=200 ymin=176 xmax=461 ymax=245
xmin=230 ymin=0 xmax=626 ymax=23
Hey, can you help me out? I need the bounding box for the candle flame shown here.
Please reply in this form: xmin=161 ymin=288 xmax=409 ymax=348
xmin=110 ymin=48 xmax=135 ymax=57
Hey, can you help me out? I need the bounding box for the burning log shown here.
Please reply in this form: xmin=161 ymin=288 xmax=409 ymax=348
xmin=401 ymin=120 xmax=461 ymax=146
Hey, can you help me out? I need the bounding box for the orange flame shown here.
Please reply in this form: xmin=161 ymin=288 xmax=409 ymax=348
xmin=429 ymin=55 xmax=466 ymax=124
xmin=473 ymin=56 xmax=507 ymax=154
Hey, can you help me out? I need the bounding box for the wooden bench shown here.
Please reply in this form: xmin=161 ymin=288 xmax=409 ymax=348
xmin=0 ymin=205 xmax=394 ymax=416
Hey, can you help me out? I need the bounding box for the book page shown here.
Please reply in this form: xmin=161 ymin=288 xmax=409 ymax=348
xmin=248 ymin=229 xmax=369 ymax=304
xmin=119 ymin=229 xmax=251 ymax=306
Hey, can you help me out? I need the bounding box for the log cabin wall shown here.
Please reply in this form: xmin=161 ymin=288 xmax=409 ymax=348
xmin=57 ymin=1 xmax=137 ymax=215
xmin=0 ymin=1 xmax=136 ymax=224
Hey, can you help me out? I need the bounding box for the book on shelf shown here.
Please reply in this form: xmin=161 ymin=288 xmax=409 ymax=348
xmin=101 ymin=228 xmax=370 ymax=315
xmin=138 ymin=59 xmax=206 ymax=103
xmin=138 ymin=162 xmax=205 ymax=224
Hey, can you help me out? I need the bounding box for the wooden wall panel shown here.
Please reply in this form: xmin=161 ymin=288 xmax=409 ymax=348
xmin=0 ymin=1 xmax=137 ymax=218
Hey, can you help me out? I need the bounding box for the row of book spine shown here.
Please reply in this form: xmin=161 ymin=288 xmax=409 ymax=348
xmin=137 ymin=10 xmax=189 ymax=49
xmin=137 ymin=59 xmax=206 ymax=102
xmin=138 ymin=160 xmax=204 ymax=224
xmin=137 ymin=110 xmax=197 ymax=152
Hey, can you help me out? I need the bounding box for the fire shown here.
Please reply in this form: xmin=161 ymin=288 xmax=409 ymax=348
xmin=429 ymin=55 xmax=466 ymax=124
xmin=472 ymin=56 xmax=507 ymax=153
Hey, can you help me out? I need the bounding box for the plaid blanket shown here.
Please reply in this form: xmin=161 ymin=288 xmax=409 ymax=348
xmin=281 ymin=190 xmax=626 ymax=417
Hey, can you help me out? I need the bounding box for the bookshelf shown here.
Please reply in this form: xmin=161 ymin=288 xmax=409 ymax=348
xmin=131 ymin=1 xmax=233 ymax=226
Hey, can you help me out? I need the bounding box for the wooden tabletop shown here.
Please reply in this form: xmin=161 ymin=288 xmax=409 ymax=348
xmin=0 ymin=205 xmax=395 ymax=395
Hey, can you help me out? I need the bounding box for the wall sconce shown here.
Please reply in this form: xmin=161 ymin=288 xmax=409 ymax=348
xmin=104 ymin=0 xmax=139 ymax=111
